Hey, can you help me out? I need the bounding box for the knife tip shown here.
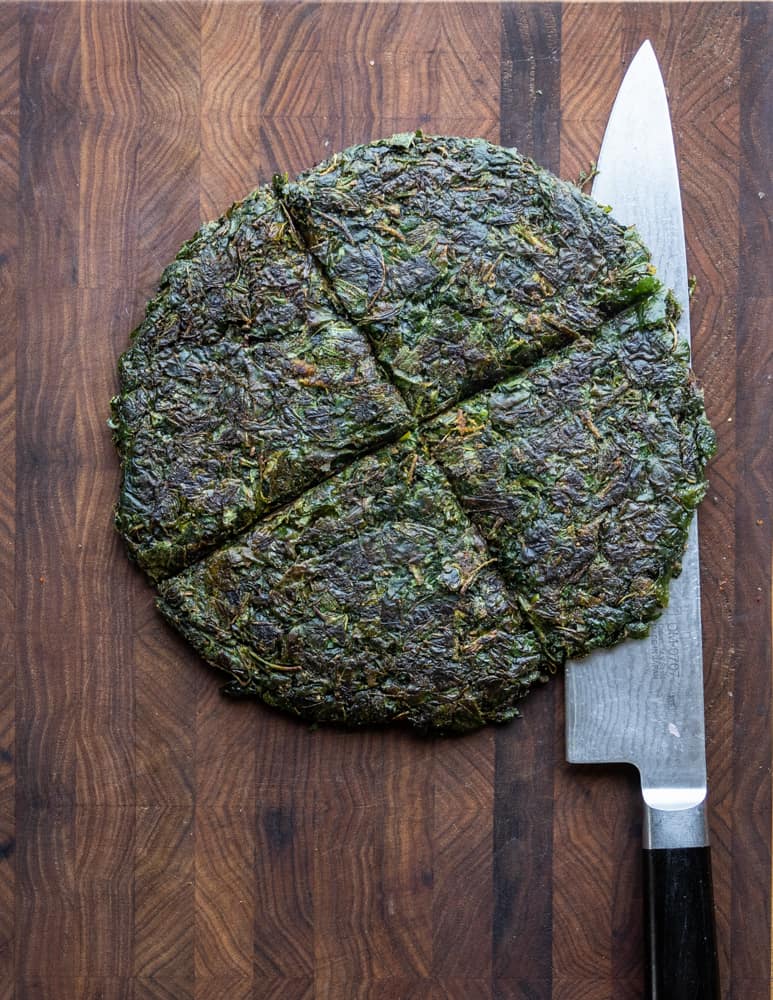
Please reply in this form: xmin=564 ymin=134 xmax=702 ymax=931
xmin=633 ymin=39 xmax=658 ymax=66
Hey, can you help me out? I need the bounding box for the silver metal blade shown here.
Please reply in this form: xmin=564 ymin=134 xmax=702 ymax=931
xmin=565 ymin=42 xmax=708 ymax=828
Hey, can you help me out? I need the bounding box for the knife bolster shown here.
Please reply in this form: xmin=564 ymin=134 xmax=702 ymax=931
xmin=643 ymin=799 xmax=709 ymax=849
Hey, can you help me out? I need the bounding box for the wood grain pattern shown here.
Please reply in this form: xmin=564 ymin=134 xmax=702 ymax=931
xmin=200 ymin=1 xmax=262 ymax=218
xmin=252 ymin=718 xmax=313 ymax=983
xmin=3 ymin=3 xmax=771 ymax=998
xmin=0 ymin=4 xmax=17 ymax=993
xmin=79 ymin=1 xmax=140 ymax=285
xmin=433 ymin=735 xmax=494 ymax=983
xmin=137 ymin=1 xmax=201 ymax=290
xmin=18 ymin=4 xmax=80 ymax=287
xmin=667 ymin=7 xmax=741 ymax=987
xmin=734 ymin=7 xmax=772 ymax=995
xmin=193 ymin=806 xmax=254 ymax=992
xmin=134 ymin=804 xmax=195 ymax=997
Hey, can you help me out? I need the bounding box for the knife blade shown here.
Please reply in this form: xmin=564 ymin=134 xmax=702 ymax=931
xmin=564 ymin=41 xmax=720 ymax=998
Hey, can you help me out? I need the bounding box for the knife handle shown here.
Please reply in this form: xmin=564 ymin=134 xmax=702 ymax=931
xmin=643 ymin=843 xmax=720 ymax=999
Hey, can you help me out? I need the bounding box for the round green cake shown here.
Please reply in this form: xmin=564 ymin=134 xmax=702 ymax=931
xmin=111 ymin=133 xmax=715 ymax=732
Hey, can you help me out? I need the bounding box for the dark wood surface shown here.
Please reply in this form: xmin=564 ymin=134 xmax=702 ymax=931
xmin=2 ymin=3 xmax=770 ymax=998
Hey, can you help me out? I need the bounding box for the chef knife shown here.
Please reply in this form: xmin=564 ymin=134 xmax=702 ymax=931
xmin=564 ymin=41 xmax=720 ymax=999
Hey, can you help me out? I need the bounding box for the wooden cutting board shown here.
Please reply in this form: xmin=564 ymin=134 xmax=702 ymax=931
xmin=2 ymin=3 xmax=770 ymax=998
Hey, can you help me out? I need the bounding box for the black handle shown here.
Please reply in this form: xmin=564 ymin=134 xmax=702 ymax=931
xmin=644 ymin=845 xmax=720 ymax=999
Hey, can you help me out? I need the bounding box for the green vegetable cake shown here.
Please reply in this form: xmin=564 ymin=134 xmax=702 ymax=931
xmin=111 ymin=133 xmax=715 ymax=732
